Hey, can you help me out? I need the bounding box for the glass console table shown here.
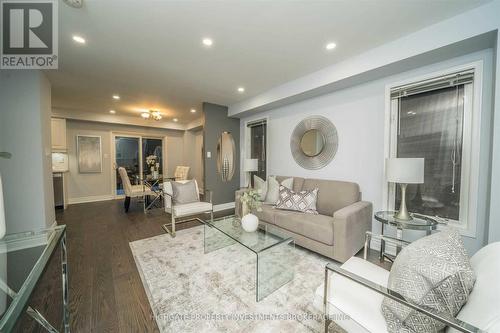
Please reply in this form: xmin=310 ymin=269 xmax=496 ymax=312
xmin=204 ymin=216 xmax=295 ymax=301
xmin=0 ymin=225 xmax=69 ymax=332
xmin=374 ymin=210 xmax=438 ymax=262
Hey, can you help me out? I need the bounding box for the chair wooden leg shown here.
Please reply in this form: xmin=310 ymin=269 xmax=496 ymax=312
xmin=124 ymin=196 xmax=131 ymax=212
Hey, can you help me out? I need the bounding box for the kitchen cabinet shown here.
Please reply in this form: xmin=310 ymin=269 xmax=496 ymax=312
xmin=51 ymin=118 xmax=66 ymax=151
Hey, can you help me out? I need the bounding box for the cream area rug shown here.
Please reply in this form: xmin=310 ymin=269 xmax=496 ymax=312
xmin=129 ymin=225 xmax=341 ymax=332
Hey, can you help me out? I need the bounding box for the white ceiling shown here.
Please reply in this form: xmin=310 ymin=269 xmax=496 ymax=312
xmin=48 ymin=0 xmax=490 ymax=125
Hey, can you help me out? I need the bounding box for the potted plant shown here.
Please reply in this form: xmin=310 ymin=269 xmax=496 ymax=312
xmin=239 ymin=190 xmax=262 ymax=232
xmin=146 ymin=155 xmax=158 ymax=179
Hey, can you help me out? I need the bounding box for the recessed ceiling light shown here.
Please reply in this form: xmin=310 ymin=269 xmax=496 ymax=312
xmin=109 ymin=110 xmax=116 ymax=114
xmin=112 ymin=94 xmax=120 ymax=100
xmin=325 ymin=42 xmax=337 ymax=50
xmin=237 ymin=87 xmax=245 ymax=93
xmin=173 ymin=118 xmax=178 ymax=122
xmin=190 ymin=108 xmax=196 ymax=113
xmin=407 ymin=111 xmax=416 ymax=116
xmin=141 ymin=112 xmax=150 ymax=119
xmin=202 ymin=38 xmax=213 ymax=46
xmin=72 ymin=35 xmax=86 ymax=44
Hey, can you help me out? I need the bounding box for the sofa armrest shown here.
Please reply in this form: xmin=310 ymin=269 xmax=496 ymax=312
xmin=324 ymin=263 xmax=483 ymax=333
xmin=332 ymin=201 xmax=372 ymax=262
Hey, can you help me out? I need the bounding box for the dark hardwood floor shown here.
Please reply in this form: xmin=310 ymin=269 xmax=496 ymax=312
xmin=17 ymin=199 xmax=389 ymax=332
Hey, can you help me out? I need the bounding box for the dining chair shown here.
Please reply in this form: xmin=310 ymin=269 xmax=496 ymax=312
xmin=173 ymin=166 xmax=190 ymax=181
xmin=118 ymin=167 xmax=153 ymax=212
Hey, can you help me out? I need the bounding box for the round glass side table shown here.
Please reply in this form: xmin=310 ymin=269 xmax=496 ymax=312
xmin=374 ymin=211 xmax=438 ymax=262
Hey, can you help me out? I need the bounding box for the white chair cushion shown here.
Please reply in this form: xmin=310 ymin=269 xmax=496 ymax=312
xmin=314 ymin=257 xmax=389 ymax=333
xmin=448 ymin=242 xmax=500 ymax=333
xmin=172 ymin=201 xmax=212 ymax=217
xmin=129 ymin=185 xmax=153 ymax=197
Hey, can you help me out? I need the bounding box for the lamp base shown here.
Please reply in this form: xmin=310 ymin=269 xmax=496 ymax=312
xmin=394 ymin=183 xmax=413 ymax=221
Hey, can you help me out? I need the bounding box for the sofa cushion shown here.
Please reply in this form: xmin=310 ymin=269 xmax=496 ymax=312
xmin=382 ymin=229 xmax=476 ymax=333
xmin=253 ymin=203 xmax=277 ymax=224
xmin=448 ymin=242 xmax=500 ymax=333
xmin=276 ymin=176 xmax=304 ymax=192
xmin=314 ymin=257 xmax=389 ymax=333
xmin=274 ymin=211 xmax=334 ymax=245
xmin=302 ymin=179 xmax=360 ymax=216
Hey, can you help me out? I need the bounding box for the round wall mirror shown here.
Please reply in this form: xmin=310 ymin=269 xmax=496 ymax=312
xmin=290 ymin=116 xmax=338 ymax=170
xmin=300 ymin=129 xmax=325 ymax=157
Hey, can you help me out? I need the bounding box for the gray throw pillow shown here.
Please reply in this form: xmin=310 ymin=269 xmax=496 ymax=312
xmin=275 ymin=185 xmax=318 ymax=214
xmin=171 ymin=180 xmax=199 ymax=204
xmin=265 ymin=176 xmax=293 ymax=204
xmin=382 ymin=229 xmax=476 ymax=333
xmin=253 ymin=175 xmax=267 ymax=201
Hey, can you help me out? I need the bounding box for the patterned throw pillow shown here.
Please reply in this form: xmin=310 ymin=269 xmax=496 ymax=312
xmin=382 ymin=229 xmax=476 ymax=333
xmin=275 ymin=185 xmax=318 ymax=214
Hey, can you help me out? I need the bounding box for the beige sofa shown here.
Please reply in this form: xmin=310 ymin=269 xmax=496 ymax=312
xmin=236 ymin=176 xmax=372 ymax=263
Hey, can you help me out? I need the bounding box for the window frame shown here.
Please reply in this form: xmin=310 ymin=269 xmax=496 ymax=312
xmin=383 ymin=61 xmax=483 ymax=237
xmin=244 ymin=117 xmax=269 ymax=187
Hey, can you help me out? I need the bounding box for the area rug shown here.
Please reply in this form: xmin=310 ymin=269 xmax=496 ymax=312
xmin=130 ymin=225 xmax=338 ymax=332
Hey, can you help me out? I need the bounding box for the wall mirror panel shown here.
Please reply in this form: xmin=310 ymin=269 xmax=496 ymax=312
xmin=217 ymin=131 xmax=236 ymax=182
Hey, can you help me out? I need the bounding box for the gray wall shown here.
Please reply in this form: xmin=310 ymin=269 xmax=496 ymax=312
xmin=65 ymin=120 xmax=185 ymax=202
xmin=183 ymin=128 xmax=204 ymax=190
xmin=203 ymin=103 xmax=240 ymax=205
xmin=0 ymin=71 xmax=55 ymax=233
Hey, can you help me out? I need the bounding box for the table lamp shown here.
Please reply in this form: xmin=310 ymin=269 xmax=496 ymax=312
xmin=386 ymin=158 xmax=424 ymax=221
xmin=243 ymin=159 xmax=258 ymax=188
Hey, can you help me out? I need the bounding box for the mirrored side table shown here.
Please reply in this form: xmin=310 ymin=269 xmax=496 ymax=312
xmin=373 ymin=210 xmax=438 ymax=262
xmin=0 ymin=225 xmax=69 ymax=332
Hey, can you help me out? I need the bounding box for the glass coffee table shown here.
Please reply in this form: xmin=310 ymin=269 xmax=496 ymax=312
xmin=204 ymin=215 xmax=294 ymax=301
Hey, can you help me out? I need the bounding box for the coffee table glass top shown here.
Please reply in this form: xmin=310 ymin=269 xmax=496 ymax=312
xmin=205 ymin=215 xmax=292 ymax=253
xmin=204 ymin=215 xmax=295 ymax=301
xmin=374 ymin=210 xmax=438 ymax=231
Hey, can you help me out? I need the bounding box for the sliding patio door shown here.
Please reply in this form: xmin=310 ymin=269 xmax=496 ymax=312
xmin=115 ymin=136 xmax=141 ymax=195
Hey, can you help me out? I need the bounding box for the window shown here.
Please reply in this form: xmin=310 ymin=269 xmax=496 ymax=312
xmin=246 ymin=119 xmax=267 ymax=186
xmin=387 ymin=65 xmax=482 ymax=234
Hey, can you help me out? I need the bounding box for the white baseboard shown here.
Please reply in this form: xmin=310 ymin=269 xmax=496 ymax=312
xmin=369 ymin=238 xmax=397 ymax=256
xmin=68 ymin=194 xmax=115 ymax=205
xmin=213 ymin=202 xmax=235 ymax=212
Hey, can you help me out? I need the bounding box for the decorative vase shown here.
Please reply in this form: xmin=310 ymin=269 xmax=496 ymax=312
xmin=241 ymin=213 xmax=259 ymax=232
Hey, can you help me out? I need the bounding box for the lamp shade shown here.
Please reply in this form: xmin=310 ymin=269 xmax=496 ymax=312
xmin=386 ymin=158 xmax=424 ymax=184
xmin=243 ymin=158 xmax=258 ymax=172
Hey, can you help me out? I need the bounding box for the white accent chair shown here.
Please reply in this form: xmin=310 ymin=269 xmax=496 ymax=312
xmin=118 ymin=167 xmax=152 ymax=212
xmin=314 ymin=234 xmax=500 ymax=333
xmin=162 ymin=180 xmax=213 ymax=237
xmin=173 ymin=166 xmax=190 ymax=181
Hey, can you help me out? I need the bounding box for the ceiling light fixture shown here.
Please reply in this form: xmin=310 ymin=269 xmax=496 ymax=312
xmin=72 ymin=35 xmax=86 ymax=44
xmin=202 ymin=38 xmax=213 ymax=47
xmin=173 ymin=118 xmax=178 ymax=122
xmin=237 ymin=87 xmax=245 ymax=93
xmin=112 ymin=94 xmax=120 ymax=100
xmin=325 ymin=42 xmax=337 ymax=50
xmin=109 ymin=110 xmax=116 ymax=114
xmin=141 ymin=110 xmax=162 ymax=121
xmin=190 ymin=109 xmax=196 ymax=113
